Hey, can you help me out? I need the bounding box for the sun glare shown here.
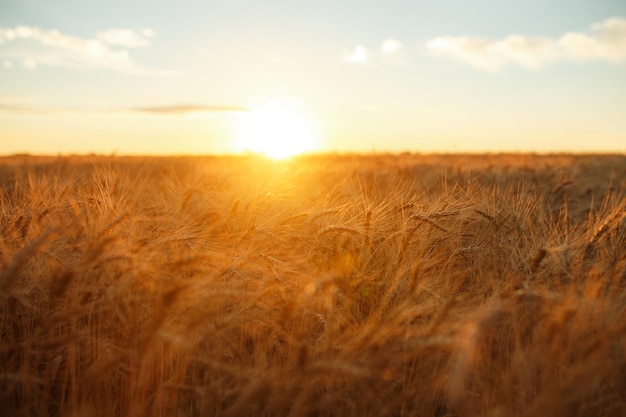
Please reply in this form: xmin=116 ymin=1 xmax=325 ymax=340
xmin=236 ymin=106 xmax=317 ymax=159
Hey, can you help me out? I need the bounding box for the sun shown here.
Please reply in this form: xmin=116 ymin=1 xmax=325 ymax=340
xmin=236 ymin=105 xmax=317 ymax=159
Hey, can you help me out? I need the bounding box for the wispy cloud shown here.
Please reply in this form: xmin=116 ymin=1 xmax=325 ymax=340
xmin=0 ymin=103 xmax=248 ymax=115
xmin=128 ymin=105 xmax=248 ymax=114
xmin=427 ymin=17 xmax=626 ymax=72
xmin=97 ymin=28 xmax=153 ymax=48
xmin=342 ymin=45 xmax=368 ymax=63
xmin=343 ymin=40 xmax=406 ymax=66
xmin=0 ymin=25 xmax=176 ymax=75
xmin=381 ymin=39 xmax=402 ymax=54
xmin=381 ymin=38 xmax=408 ymax=67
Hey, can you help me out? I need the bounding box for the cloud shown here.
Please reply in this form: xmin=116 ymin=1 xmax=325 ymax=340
xmin=343 ymin=40 xmax=406 ymax=66
xmin=343 ymin=45 xmax=368 ymax=63
xmin=0 ymin=103 xmax=247 ymax=115
xmin=0 ymin=25 xmax=176 ymax=75
xmin=128 ymin=104 xmax=248 ymax=114
xmin=0 ymin=103 xmax=80 ymax=115
xmin=427 ymin=17 xmax=626 ymax=72
xmin=97 ymin=28 xmax=153 ymax=48
xmin=381 ymin=39 xmax=402 ymax=54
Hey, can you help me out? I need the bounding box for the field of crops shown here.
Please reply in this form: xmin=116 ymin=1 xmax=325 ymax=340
xmin=1 ymin=153 xmax=625 ymax=416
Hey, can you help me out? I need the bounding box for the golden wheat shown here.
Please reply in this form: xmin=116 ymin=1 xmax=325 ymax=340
xmin=0 ymin=153 xmax=624 ymax=417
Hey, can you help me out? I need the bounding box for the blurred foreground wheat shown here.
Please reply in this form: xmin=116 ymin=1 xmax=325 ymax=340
xmin=1 ymin=153 xmax=625 ymax=416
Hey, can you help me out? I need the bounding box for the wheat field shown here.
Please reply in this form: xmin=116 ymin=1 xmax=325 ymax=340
xmin=1 ymin=153 xmax=625 ymax=417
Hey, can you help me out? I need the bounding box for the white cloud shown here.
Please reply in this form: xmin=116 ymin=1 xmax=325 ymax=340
xmin=343 ymin=39 xmax=407 ymax=67
xmin=559 ymin=18 xmax=626 ymax=62
xmin=97 ymin=28 xmax=152 ymax=48
xmin=0 ymin=25 xmax=175 ymax=76
xmin=427 ymin=17 xmax=626 ymax=72
xmin=141 ymin=28 xmax=155 ymax=38
xmin=343 ymin=45 xmax=368 ymax=63
xmin=381 ymin=39 xmax=402 ymax=54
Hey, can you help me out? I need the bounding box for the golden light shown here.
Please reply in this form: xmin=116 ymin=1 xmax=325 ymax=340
xmin=236 ymin=106 xmax=318 ymax=159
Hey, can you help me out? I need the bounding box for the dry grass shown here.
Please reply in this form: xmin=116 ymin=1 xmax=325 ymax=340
xmin=0 ymin=153 xmax=625 ymax=417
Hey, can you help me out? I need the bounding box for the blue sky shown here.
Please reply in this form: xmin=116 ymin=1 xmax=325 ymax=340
xmin=1 ymin=0 xmax=625 ymax=155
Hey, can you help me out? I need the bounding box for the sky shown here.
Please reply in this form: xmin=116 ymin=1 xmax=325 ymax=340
xmin=1 ymin=0 xmax=625 ymax=155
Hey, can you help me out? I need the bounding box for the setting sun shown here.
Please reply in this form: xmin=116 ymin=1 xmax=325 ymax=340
xmin=236 ymin=106 xmax=318 ymax=159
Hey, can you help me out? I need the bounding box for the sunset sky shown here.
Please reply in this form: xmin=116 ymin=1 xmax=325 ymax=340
xmin=1 ymin=0 xmax=625 ymax=155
